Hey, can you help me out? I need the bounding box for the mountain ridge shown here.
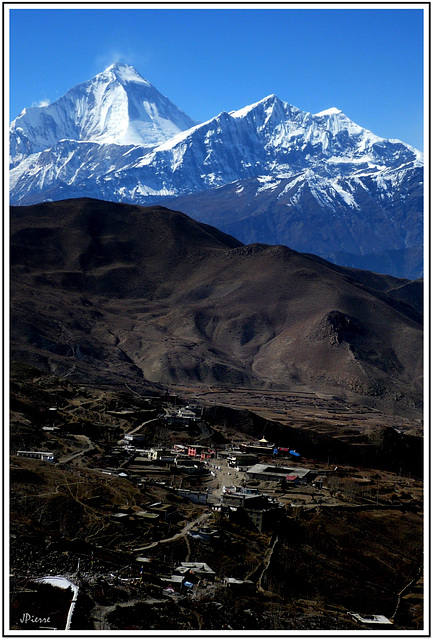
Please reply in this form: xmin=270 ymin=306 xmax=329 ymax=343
xmin=9 ymin=64 xmax=423 ymax=278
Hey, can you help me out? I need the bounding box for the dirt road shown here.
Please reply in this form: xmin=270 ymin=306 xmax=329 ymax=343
xmin=132 ymin=512 xmax=211 ymax=553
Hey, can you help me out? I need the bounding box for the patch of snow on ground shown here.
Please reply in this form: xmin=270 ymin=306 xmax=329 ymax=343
xmin=256 ymin=181 xmax=280 ymax=194
xmin=277 ymin=174 xmax=305 ymax=199
xmin=255 ymin=175 xmax=281 ymax=194
xmin=326 ymin=155 xmax=374 ymax=165
xmin=257 ymin=175 xmax=277 ymax=183
xmin=331 ymin=180 xmax=360 ymax=209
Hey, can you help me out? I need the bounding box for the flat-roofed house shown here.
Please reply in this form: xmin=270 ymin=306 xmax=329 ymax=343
xmin=245 ymin=463 xmax=313 ymax=484
xmin=348 ymin=612 xmax=393 ymax=628
xmin=17 ymin=451 xmax=55 ymax=463
xmin=175 ymin=562 xmax=216 ymax=581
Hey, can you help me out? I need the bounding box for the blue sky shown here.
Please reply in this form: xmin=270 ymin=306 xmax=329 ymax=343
xmin=8 ymin=5 xmax=425 ymax=149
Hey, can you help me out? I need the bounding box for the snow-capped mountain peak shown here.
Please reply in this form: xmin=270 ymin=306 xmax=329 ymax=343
xmin=10 ymin=63 xmax=197 ymax=166
xmin=230 ymin=94 xmax=281 ymax=117
xmin=101 ymin=62 xmax=152 ymax=87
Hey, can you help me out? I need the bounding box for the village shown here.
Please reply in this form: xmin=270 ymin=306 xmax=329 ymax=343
xmin=9 ymin=375 xmax=424 ymax=631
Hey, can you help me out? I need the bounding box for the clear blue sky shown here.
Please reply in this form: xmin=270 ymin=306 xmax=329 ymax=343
xmin=8 ymin=6 xmax=425 ymax=149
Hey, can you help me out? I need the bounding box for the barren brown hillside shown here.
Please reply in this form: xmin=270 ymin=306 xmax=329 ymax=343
xmin=11 ymin=198 xmax=422 ymax=415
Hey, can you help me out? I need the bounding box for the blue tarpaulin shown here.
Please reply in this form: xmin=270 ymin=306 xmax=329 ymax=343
xmin=290 ymin=450 xmax=300 ymax=457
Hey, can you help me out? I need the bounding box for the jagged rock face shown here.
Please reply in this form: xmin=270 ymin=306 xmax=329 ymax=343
xmin=316 ymin=311 xmax=364 ymax=346
xmin=9 ymin=64 xmax=423 ymax=278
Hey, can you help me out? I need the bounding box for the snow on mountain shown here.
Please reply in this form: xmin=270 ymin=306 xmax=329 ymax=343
xmin=315 ymin=107 xmax=342 ymax=116
xmin=10 ymin=62 xmax=196 ymax=168
xmin=9 ymin=65 xmax=423 ymax=277
xmin=87 ymin=92 xmax=421 ymax=202
xmin=159 ymin=157 xmax=423 ymax=280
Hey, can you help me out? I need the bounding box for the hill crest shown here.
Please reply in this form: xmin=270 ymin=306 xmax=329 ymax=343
xmin=10 ymin=198 xmax=423 ymax=415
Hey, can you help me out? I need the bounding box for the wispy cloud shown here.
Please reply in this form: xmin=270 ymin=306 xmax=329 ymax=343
xmin=93 ymin=49 xmax=152 ymax=75
xmin=95 ymin=50 xmax=136 ymax=70
xmin=32 ymin=98 xmax=50 ymax=108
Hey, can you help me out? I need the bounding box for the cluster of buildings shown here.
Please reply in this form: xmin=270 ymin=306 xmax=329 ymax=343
xmin=15 ymin=424 xmax=319 ymax=536
xmin=159 ymin=561 xmax=216 ymax=596
xmin=129 ymin=558 xmax=255 ymax=599
xmin=120 ymin=441 xmax=218 ymax=480
xmin=110 ymin=500 xmax=179 ymax=526
xmin=163 ymin=405 xmax=202 ymax=427
xmin=121 ymin=437 xmax=216 ymax=462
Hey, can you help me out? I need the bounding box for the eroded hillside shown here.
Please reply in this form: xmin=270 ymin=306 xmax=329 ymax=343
xmin=11 ymin=198 xmax=423 ymax=416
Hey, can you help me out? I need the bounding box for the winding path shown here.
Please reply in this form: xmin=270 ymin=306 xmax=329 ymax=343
xmin=121 ymin=417 xmax=160 ymax=440
xmin=132 ymin=512 xmax=211 ymax=553
xmin=257 ymin=535 xmax=279 ymax=594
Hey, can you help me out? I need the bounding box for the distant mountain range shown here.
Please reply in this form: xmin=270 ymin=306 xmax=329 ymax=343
xmin=10 ymin=63 xmax=423 ymax=279
xmin=11 ymin=198 xmax=423 ymax=415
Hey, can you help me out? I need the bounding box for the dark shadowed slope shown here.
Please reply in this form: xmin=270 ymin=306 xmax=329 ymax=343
xmin=11 ymin=198 xmax=422 ymax=414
